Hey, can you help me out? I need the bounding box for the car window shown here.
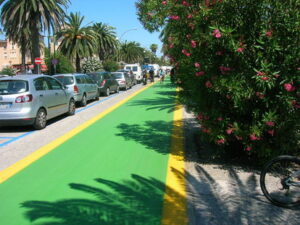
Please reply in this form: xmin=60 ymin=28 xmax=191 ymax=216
xmin=132 ymin=66 xmax=138 ymax=72
xmin=85 ymin=76 xmax=94 ymax=84
xmin=104 ymin=73 xmax=111 ymax=79
xmin=112 ymin=73 xmax=123 ymax=79
xmin=46 ymin=77 xmax=63 ymax=90
xmin=76 ymin=76 xmax=84 ymax=84
xmin=0 ymin=80 xmax=28 ymax=95
xmin=54 ymin=76 xmax=74 ymax=85
xmin=34 ymin=78 xmax=49 ymax=91
xmin=125 ymin=67 xmax=131 ymax=70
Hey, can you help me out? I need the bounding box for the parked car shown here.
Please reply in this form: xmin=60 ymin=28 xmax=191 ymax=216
xmin=87 ymin=72 xmax=119 ymax=96
xmin=53 ymin=74 xmax=99 ymax=106
xmin=124 ymin=64 xmax=142 ymax=83
xmin=111 ymin=72 xmax=133 ymax=90
xmin=117 ymin=69 xmax=136 ymax=86
xmin=0 ymin=75 xmax=75 ymax=129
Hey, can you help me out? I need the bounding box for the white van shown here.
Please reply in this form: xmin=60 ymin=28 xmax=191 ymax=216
xmin=124 ymin=64 xmax=142 ymax=83
xmin=147 ymin=64 xmax=160 ymax=77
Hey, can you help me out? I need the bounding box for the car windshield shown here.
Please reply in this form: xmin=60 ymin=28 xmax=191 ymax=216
xmin=54 ymin=76 xmax=74 ymax=85
xmin=0 ymin=80 xmax=28 ymax=95
xmin=88 ymin=73 xmax=103 ymax=82
xmin=112 ymin=73 xmax=123 ymax=79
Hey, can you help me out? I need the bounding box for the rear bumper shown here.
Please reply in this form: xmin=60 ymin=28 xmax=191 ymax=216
xmin=0 ymin=118 xmax=35 ymax=126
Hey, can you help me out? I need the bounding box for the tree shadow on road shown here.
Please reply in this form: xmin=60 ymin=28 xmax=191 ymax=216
xmin=116 ymin=120 xmax=174 ymax=156
xmin=128 ymin=96 xmax=176 ymax=113
xmin=22 ymin=173 xmax=186 ymax=225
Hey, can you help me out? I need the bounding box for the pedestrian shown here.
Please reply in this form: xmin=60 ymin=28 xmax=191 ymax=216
xmin=160 ymin=69 xmax=165 ymax=83
xmin=170 ymin=68 xmax=175 ymax=84
xmin=149 ymin=69 xmax=154 ymax=83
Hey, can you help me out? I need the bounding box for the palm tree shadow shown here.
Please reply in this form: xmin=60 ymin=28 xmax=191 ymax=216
xmin=116 ymin=120 xmax=175 ymax=156
xmin=22 ymin=173 xmax=186 ymax=225
xmin=185 ymin=164 xmax=300 ymax=225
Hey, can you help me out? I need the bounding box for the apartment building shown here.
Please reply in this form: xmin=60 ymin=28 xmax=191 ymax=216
xmin=0 ymin=39 xmax=32 ymax=71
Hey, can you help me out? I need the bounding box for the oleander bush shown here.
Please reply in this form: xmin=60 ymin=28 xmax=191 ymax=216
xmin=137 ymin=0 xmax=300 ymax=161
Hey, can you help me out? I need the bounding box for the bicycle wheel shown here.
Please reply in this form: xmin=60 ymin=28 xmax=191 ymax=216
xmin=260 ymin=155 xmax=300 ymax=208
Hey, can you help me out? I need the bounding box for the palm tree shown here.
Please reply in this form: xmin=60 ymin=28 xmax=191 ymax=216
xmin=150 ymin=44 xmax=158 ymax=55
xmin=119 ymin=41 xmax=144 ymax=64
xmin=56 ymin=12 xmax=97 ymax=72
xmin=0 ymin=0 xmax=69 ymax=74
xmin=91 ymin=22 xmax=119 ymax=61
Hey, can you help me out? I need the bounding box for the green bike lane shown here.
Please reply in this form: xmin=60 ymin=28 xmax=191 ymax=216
xmin=0 ymin=80 xmax=187 ymax=225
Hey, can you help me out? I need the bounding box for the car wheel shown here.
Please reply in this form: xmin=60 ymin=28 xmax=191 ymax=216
xmin=105 ymin=88 xmax=110 ymax=96
xmin=33 ymin=108 xmax=47 ymax=130
xmin=67 ymin=99 xmax=75 ymax=116
xmin=95 ymin=90 xmax=100 ymax=100
xmin=116 ymin=86 xmax=120 ymax=93
xmin=80 ymin=94 xmax=87 ymax=107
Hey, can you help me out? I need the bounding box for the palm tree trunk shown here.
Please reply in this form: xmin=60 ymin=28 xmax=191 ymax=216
xmin=21 ymin=46 xmax=26 ymax=73
xmin=76 ymin=53 xmax=81 ymax=72
xmin=31 ymin=20 xmax=41 ymax=74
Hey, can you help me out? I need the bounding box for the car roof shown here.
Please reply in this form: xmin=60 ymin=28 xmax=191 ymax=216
xmin=0 ymin=74 xmax=52 ymax=81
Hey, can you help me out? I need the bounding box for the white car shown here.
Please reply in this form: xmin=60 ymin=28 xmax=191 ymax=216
xmin=124 ymin=64 xmax=142 ymax=83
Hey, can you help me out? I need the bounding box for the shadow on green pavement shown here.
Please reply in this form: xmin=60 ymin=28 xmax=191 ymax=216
xmin=22 ymin=170 xmax=186 ymax=225
xmin=116 ymin=120 xmax=176 ymax=156
xmin=128 ymin=97 xmax=176 ymax=113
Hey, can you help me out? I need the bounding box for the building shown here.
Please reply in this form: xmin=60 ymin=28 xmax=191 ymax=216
xmin=0 ymin=39 xmax=31 ymax=71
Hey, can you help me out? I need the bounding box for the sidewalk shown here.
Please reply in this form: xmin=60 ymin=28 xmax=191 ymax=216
xmin=183 ymin=110 xmax=300 ymax=225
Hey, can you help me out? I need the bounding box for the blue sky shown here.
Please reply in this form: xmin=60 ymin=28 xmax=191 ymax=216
xmin=0 ymin=0 xmax=163 ymax=55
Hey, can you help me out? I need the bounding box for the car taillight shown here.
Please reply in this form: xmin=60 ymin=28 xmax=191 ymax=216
xmin=15 ymin=94 xmax=33 ymax=103
xmin=120 ymin=81 xmax=125 ymax=84
xmin=100 ymin=80 xmax=106 ymax=87
xmin=74 ymin=85 xmax=79 ymax=93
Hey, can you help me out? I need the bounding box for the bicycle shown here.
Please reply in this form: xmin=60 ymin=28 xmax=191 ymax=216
xmin=260 ymin=155 xmax=300 ymax=208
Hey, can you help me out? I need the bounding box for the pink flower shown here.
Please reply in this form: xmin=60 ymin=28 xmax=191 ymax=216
xmin=219 ymin=66 xmax=231 ymax=74
xmin=216 ymin=138 xmax=225 ymax=144
xmin=267 ymin=130 xmax=274 ymax=136
xmin=202 ymin=127 xmax=211 ymax=133
xmin=169 ymin=43 xmax=174 ymax=48
xmin=182 ymin=1 xmax=189 ymax=6
xmin=162 ymin=1 xmax=167 ymax=5
xmin=187 ymin=14 xmax=193 ymax=19
xmin=291 ymin=100 xmax=300 ymax=109
xmin=237 ymin=48 xmax=244 ymax=53
xmin=204 ymin=116 xmax=209 ymax=120
xmin=256 ymin=71 xmax=265 ymax=76
xmin=170 ymin=15 xmax=180 ymax=20
xmin=212 ymin=29 xmax=222 ymax=38
xmin=194 ymin=62 xmax=201 ymax=68
xmin=217 ymin=117 xmax=223 ymax=121
xmin=196 ymin=71 xmax=205 ymax=76
xmin=256 ymin=92 xmax=265 ymax=99
xmin=191 ymin=40 xmax=197 ymax=48
xmin=188 ymin=23 xmax=195 ymax=30
xmin=265 ymin=121 xmax=275 ymax=126
xmin=205 ymin=81 xmax=213 ymax=88
xmin=182 ymin=49 xmax=191 ymax=56
xmin=284 ymin=83 xmax=295 ymax=92
xmin=261 ymin=76 xmax=269 ymax=81
xmin=246 ymin=146 xmax=252 ymax=151
xmin=266 ymin=30 xmax=272 ymax=37
xmin=250 ymin=134 xmax=259 ymax=141
xmin=226 ymin=128 xmax=233 ymax=135
xmin=236 ymin=136 xmax=243 ymax=140
xmin=197 ymin=113 xmax=203 ymax=120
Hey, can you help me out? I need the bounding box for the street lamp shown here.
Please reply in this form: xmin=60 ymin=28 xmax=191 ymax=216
xmin=118 ymin=28 xmax=138 ymax=41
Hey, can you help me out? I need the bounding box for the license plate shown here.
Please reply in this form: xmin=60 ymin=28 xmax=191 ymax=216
xmin=0 ymin=102 xmax=12 ymax=109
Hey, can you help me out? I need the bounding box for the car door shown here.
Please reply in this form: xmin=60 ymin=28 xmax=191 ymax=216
xmin=46 ymin=77 xmax=68 ymax=115
xmin=33 ymin=77 xmax=55 ymax=119
xmin=87 ymin=75 xmax=98 ymax=99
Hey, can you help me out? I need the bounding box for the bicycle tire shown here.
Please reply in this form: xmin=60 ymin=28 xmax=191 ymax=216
xmin=260 ymin=155 xmax=300 ymax=208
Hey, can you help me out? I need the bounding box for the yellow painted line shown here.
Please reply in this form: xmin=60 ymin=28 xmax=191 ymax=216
xmin=0 ymin=83 xmax=156 ymax=184
xmin=161 ymin=88 xmax=187 ymax=225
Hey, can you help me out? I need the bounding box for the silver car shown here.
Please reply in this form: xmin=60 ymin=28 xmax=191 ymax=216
xmin=54 ymin=74 xmax=99 ymax=106
xmin=111 ymin=72 xmax=133 ymax=90
xmin=0 ymin=75 xmax=75 ymax=129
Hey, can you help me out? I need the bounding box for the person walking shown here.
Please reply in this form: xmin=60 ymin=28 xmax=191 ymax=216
xmin=149 ymin=69 xmax=154 ymax=83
